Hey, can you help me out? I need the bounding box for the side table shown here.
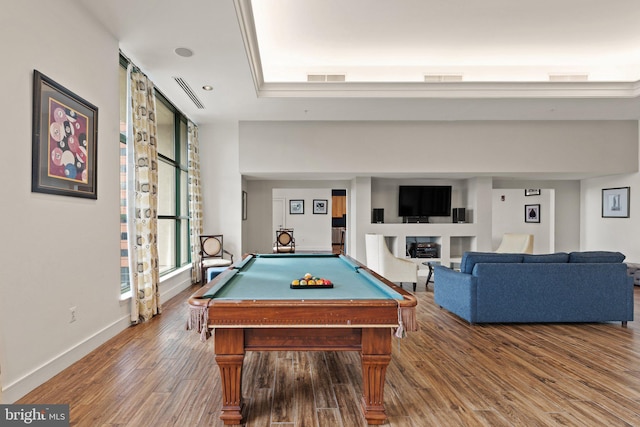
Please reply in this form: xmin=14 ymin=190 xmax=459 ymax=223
xmin=421 ymin=261 xmax=440 ymax=290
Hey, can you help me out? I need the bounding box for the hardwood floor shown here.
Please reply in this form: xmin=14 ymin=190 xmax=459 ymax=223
xmin=18 ymin=284 xmax=640 ymax=426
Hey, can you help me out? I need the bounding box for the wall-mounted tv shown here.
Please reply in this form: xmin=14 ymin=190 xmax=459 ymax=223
xmin=398 ymin=185 xmax=452 ymax=219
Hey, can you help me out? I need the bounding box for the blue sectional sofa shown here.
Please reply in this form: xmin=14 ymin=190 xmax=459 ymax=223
xmin=434 ymin=251 xmax=634 ymax=325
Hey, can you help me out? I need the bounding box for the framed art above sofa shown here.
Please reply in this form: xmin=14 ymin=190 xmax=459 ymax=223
xmin=602 ymin=187 xmax=630 ymax=218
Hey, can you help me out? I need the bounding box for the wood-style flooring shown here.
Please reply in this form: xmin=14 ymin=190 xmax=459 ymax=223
xmin=18 ymin=283 xmax=640 ymax=426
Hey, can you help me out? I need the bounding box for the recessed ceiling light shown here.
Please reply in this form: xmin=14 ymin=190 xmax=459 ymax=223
xmin=202 ymin=85 xmax=213 ymax=91
xmin=174 ymin=47 xmax=194 ymax=58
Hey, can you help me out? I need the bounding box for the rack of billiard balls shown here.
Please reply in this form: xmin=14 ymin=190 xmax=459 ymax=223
xmin=291 ymin=273 xmax=333 ymax=289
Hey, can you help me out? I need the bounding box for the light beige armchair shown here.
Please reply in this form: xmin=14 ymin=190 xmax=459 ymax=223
xmin=496 ymin=233 xmax=534 ymax=254
xmin=365 ymin=233 xmax=418 ymax=291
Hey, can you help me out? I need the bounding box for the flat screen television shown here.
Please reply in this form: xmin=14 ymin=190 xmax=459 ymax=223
xmin=398 ymin=185 xmax=452 ymax=218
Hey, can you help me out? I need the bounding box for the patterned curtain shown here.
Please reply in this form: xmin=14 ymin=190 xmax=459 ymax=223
xmin=188 ymin=121 xmax=204 ymax=283
xmin=128 ymin=68 xmax=161 ymax=323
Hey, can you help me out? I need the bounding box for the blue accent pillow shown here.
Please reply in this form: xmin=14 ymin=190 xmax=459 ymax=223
xmin=522 ymin=253 xmax=569 ymax=263
xmin=459 ymin=252 xmax=524 ymax=274
xmin=568 ymin=251 xmax=625 ymax=263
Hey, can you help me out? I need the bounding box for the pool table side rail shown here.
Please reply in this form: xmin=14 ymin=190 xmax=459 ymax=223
xmin=187 ymin=254 xmax=417 ymax=340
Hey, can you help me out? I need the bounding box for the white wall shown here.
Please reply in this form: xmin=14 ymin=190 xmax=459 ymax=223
xmin=0 ymin=2 xmax=194 ymax=402
xmin=273 ymin=188 xmax=332 ymax=251
xmin=494 ymin=179 xmax=581 ymax=253
xmin=0 ymin=2 xmax=125 ymax=402
xmin=492 ymin=189 xmax=555 ymax=253
xmin=239 ymin=121 xmax=638 ymax=177
xmin=581 ymin=123 xmax=640 ymax=263
xmin=243 ymin=180 xmax=351 ymax=254
xmin=237 ymin=120 xmax=636 ymax=261
xmin=199 ymin=122 xmax=242 ymax=258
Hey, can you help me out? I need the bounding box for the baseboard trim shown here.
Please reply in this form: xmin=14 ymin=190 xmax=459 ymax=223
xmin=2 ymin=314 xmax=131 ymax=403
xmin=2 ymin=275 xmax=193 ymax=403
xmin=160 ymin=274 xmax=193 ymax=302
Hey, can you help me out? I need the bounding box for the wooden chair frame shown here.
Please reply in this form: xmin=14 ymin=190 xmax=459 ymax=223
xmin=199 ymin=234 xmax=234 ymax=282
xmin=274 ymin=229 xmax=295 ymax=253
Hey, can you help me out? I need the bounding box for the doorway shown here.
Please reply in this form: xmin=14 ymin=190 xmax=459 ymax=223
xmin=332 ymin=189 xmax=347 ymax=254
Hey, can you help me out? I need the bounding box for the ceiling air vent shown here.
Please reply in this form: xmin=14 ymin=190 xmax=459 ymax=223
xmin=424 ymin=74 xmax=463 ymax=82
xmin=548 ymin=74 xmax=589 ymax=82
xmin=307 ymin=74 xmax=346 ymax=82
xmin=173 ymin=77 xmax=205 ymax=109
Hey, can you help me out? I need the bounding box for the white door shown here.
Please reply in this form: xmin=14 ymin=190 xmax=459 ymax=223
xmin=272 ymin=198 xmax=285 ymax=237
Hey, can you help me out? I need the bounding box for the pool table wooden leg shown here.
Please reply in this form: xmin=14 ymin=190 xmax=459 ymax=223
xmin=214 ymin=328 xmax=245 ymax=425
xmin=360 ymin=328 xmax=392 ymax=425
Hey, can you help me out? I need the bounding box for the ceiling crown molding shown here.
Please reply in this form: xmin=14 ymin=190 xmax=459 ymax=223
xmin=258 ymin=81 xmax=640 ymax=99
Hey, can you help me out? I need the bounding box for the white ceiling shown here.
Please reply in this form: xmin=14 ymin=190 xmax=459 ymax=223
xmin=76 ymin=0 xmax=640 ymax=124
xmin=251 ymin=0 xmax=640 ymax=83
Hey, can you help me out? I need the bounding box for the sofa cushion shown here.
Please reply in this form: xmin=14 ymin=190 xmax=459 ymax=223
xmin=460 ymin=252 xmax=524 ymax=274
xmin=522 ymin=253 xmax=569 ymax=263
xmin=569 ymin=251 xmax=625 ymax=263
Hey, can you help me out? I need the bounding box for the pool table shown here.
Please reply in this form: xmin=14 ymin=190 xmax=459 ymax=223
xmin=188 ymin=253 xmax=418 ymax=425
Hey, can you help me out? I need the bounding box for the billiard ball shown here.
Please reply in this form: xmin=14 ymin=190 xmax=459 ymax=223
xmin=50 ymin=122 xmax=64 ymax=142
xmin=51 ymin=147 xmax=63 ymax=166
xmin=64 ymin=163 xmax=77 ymax=178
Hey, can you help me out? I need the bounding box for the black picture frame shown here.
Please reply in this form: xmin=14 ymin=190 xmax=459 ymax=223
xmin=525 ymin=204 xmax=540 ymax=223
xmin=289 ymin=199 xmax=304 ymax=214
xmin=32 ymin=70 xmax=98 ymax=199
xmin=313 ymin=199 xmax=328 ymax=214
xmin=525 ymin=189 xmax=541 ymax=196
xmin=602 ymin=187 xmax=630 ymax=218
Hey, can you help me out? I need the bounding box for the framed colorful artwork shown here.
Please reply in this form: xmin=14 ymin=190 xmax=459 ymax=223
xmin=32 ymin=70 xmax=98 ymax=199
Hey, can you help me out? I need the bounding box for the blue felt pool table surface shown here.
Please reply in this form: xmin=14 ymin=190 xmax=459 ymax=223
xmin=202 ymin=253 xmax=404 ymax=301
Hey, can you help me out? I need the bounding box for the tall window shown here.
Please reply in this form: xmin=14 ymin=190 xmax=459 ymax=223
xmin=119 ymin=59 xmax=130 ymax=294
xmin=119 ymin=56 xmax=191 ymax=295
xmin=156 ymin=93 xmax=190 ymax=274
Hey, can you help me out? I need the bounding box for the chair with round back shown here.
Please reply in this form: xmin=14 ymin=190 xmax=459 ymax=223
xmin=273 ymin=229 xmax=296 ymax=253
xmin=199 ymin=234 xmax=233 ymax=283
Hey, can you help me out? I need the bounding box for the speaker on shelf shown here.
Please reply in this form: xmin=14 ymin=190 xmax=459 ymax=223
xmin=452 ymin=208 xmax=466 ymax=223
xmin=372 ymin=208 xmax=384 ymax=223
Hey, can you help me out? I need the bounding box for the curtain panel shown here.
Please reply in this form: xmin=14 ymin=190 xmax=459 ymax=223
xmin=188 ymin=122 xmax=204 ymax=283
xmin=128 ymin=69 xmax=161 ymax=323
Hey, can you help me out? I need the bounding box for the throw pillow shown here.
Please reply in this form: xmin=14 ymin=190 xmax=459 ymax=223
xmin=522 ymin=253 xmax=569 ymax=263
xmin=459 ymin=252 xmax=524 ymax=274
xmin=568 ymin=251 xmax=626 ymax=263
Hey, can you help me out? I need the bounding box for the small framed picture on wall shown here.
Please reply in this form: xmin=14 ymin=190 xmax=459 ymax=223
xmin=525 ymin=204 xmax=540 ymax=223
xmin=313 ymin=199 xmax=328 ymax=214
xmin=289 ymin=199 xmax=304 ymax=214
xmin=602 ymin=187 xmax=630 ymax=218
